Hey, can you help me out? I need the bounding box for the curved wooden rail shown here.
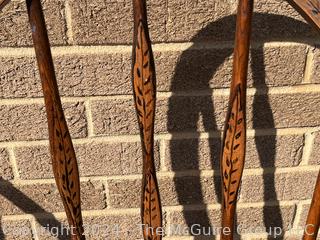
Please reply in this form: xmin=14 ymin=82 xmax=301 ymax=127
xmin=303 ymin=170 xmax=320 ymax=240
xmin=26 ymin=0 xmax=85 ymax=239
xmin=132 ymin=0 xmax=162 ymax=239
xmin=285 ymin=1 xmax=320 ymax=239
xmin=287 ymin=0 xmax=320 ymax=32
xmin=0 ymin=0 xmax=9 ymax=10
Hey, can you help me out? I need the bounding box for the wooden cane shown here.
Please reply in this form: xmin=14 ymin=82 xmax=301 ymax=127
xmin=26 ymin=1 xmax=85 ymax=239
xmin=303 ymin=170 xmax=320 ymax=240
xmin=132 ymin=0 xmax=162 ymax=239
xmin=220 ymin=0 xmax=254 ymax=239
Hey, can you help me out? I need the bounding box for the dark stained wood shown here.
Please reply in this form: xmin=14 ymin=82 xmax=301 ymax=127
xmin=132 ymin=0 xmax=162 ymax=239
xmin=220 ymin=0 xmax=254 ymax=239
xmin=303 ymin=170 xmax=320 ymax=240
xmin=26 ymin=0 xmax=85 ymax=239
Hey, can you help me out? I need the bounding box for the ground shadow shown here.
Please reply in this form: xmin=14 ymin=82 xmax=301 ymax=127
xmin=167 ymin=13 xmax=317 ymax=239
xmin=0 ymin=180 xmax=68 ymax=239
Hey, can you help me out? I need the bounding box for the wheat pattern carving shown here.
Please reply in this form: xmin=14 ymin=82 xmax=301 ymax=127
xmin=132 ymin=18 xmax=162 ymax=240
xmin=222 ymin=84 xmax=245 ymax=210
xmin=52 ymin=105 xmax=84 ymax=239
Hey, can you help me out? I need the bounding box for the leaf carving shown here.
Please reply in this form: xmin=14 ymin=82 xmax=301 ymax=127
xmin=132 ymin=18 xmax=162 ymax=240
xmin=26 ymin=0 xmax=84 ymax=238
xmin=133 ymin=20 xmax=156 ymax=156
xmin=221 ymin=84 xmax=245 ymax=210
xmin=142 ymin=172 xmax=162 ymax=240
xmin=52 ymin=106 xmax=84 ymax=239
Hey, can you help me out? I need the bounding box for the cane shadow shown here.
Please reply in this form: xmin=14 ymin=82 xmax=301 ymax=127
xmin=0 ymin=180 xmax=68 ymax=240
xmin=166 ymin=13 xmax=317 ymax=239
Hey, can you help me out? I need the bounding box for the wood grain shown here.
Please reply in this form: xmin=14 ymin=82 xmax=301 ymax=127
xmin=303 ymin=170 xmax=320 ymax=240
xmin=132 ymin=0 xmax=162 ymax=239
xmin=287 ymin=0 xmax=320 ymax=31
xmin=0 ymin=0 xmax=10 ymax=10
xmin=26 ymin=0 xmax=85 ymax=239
xmin=220 ymin=0 xmax=254 ymax=239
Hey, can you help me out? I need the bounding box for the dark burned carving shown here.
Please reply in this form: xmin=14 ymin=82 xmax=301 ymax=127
xmin=26 ymin=0 xmax=84 ymax=239
xmin=142 ymin=172 xmax=161 ymax=238
xmin=220 ymin=1 xmax=253 ymax=240
xmin=221 ymin=84 xmax=246 ymax=229
xmin=222 ymin=84 xmax=245 ymax=210
xmin=52 ymin=108 xmax=84 ymax=238
xmin=308 ymin=0 xmax=320 ymax=15
xmin=133 ymin=21 xmax=156 ymax=156
xmin=132 ymin=1 xmax=162 ymax=239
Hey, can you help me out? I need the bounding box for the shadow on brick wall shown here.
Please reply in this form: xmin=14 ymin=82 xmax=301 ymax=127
xmin=167 ymin=13 xmax=316 ymax=240
xmin=0 ymin=180 xmax=68 ymax=239
xmin=0 ymin=12 xmax=317 ymax=240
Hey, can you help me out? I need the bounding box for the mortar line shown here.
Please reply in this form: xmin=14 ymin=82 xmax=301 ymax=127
xmin=160 ymin=139 xmax=168 ymax=172
xmin=1 ymin=215 xmax=33 ymax=221
xmin=0 ymin=41 xmax=314 ymax=57
xmin=163 ymin=236 xmax=193 ymax=240
xmin=303 ymin=46 xmax=315 ymax=83
xmin=1 ymin=200 xmax=310 ymax=220
xmin=244 ymin=233 xmax=270 ymax=239
xmin=2 ymin=84 xmax=320 ymax=106
xmin=7 ymin=165 xmax=320 ymax=186
xmin=104 ymin=180 xmax=111 ymax=209
xmin=0 ymin=127 xmax=319 ymax=149
xmin=244 ymin=232 xmax=302 ymax=240
xmin=292 ymin=203 xmax=304 ymax=229
xmin=84 ymin=99 xmax=94 ymax=138
xmin=30 ymin=217 xmax=40 ymax=240
xmin=7 ymin=147 xmax=20 ymax=180
xmin=300 ymin=131 xmax=315 ymax=166
xmin=64 ymin=0 xmax=74 ymax=45
xmin=284 ymin=232 xmax=303 ymax=238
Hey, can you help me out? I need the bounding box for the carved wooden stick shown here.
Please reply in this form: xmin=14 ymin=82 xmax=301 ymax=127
xmin=286 ymin=0 xmax=320 ymax=31
xmin=303 ymin=170 xmax=320 ymax=240
xmin=132 ymin=0 xmax=162 ymax=239
xmin=220 ymin=0 xmax=253 ymax=239
xmin=26 ymin=1 xmax=84 ymax=239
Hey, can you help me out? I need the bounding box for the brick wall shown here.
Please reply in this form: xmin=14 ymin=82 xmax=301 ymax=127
xmin=0 ymin=0 xmax=320 ymax=239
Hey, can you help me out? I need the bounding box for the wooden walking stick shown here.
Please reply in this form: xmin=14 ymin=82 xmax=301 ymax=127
xmin=26 ymin=1 xmax=85 ymax=239
xmin=132 ymin=0 xmax=162 ymax=239
xmin=220 ymin=0 xmax=254 ymax=239
xmin=303 ymin=170 xmax=320 ymax=240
